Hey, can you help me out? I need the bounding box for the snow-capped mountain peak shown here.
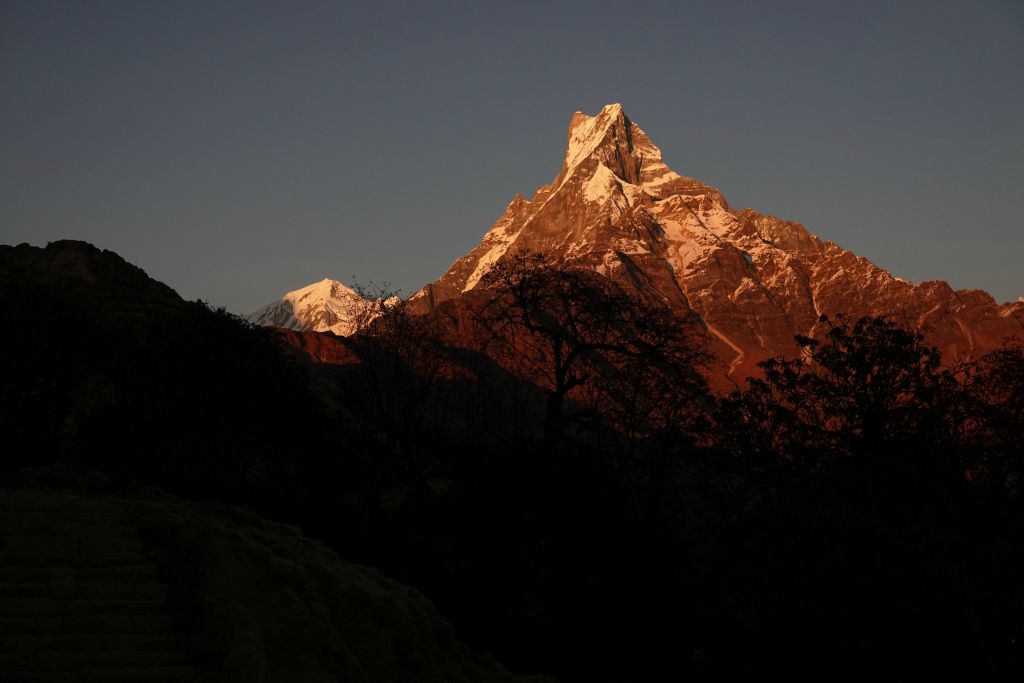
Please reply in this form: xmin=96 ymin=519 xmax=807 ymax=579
xmin=247 ymin=278 xmax=377 ymax=336
xmin=563 ymin=103 xmax=626 ymax=175
xmin=411 ymin=103 xmax=1023 ymax=380
xmin=250 ymin=104 xmax=1021 ymax=379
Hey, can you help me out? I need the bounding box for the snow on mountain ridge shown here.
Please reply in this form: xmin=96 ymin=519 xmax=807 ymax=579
xmin=411 ymin=103 xmax=1022 ymax=381
xmin=248 ymin=104 xmax=1020 ymax=380
xmin=563 ymin=103 xmax=623 ymax=176
xmin=247 ymin=278 xmax=378 ymax=336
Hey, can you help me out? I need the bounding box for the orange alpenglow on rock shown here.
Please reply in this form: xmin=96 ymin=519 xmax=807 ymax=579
xmin=252 ymin=104 xmax=1024 ymax=382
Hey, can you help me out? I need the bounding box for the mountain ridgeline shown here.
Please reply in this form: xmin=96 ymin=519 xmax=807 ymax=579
xmin=4 ymin=236 xmax=1024 ymax=680
xmin=251 ymin=104 xmax=1023 ymax=384
xmin=7 ymin=106 xmax=1024 ymax=683
xmin=248 ymin=278 xmax=388 ymax=337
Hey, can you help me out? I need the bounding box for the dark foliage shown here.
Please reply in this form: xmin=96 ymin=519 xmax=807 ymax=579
xmin=3 ymin=242 xmax=1024 ymax=681
xmin=713 ymin=316 xmax=1021 ymax=678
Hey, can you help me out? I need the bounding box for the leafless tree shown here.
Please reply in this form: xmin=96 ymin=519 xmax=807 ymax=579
xmin=474 ymin=251 xmax=710 ymax=453
xmin=349 ymin=283 xmax=453 ymax=448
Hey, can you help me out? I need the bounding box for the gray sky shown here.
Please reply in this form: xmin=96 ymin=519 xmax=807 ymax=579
xmin=2 ymin=0 xmax=1022 ymax=313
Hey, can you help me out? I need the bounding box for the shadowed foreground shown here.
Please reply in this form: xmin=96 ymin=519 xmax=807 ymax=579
xmin=4 ymin=241 xmax=1024 ymax=681
xmin=0 ymin=468 xmax=546 ymax=683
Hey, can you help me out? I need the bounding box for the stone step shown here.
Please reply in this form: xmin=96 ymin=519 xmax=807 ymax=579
xmin=0 ymin=511 xmax=130 ymax=526
xmin=0 ymin=634 xmax=103 ymax=653
xmin=0 ymin=553 xmax=155 ymax=569
xmin=0 ymin=634 xmax=40 ymax=653
xmin=0 ymin=582 xmax=169 ymax=602
xmin=0 ymin=497 xmax=126 ymax=511
xmin=0 ymin=649 xmax=188 ymax=672
xmin=0 ymin=671 xmax=74 ymax=683
xmin=0 ymin=537 xmax=146 ymax=555
xmin=0 ymin=634 xmax=186 ymax=655
xmin=0 ymin=495 xmax=191 ymax=682
xmin=0 ymin=651 xmax=87 ymax=672
xmin=0 ymin=614 xmax=179 ymax=636
xmin=101 ymin=634 xmax=183 ymax=652
xmin=0 ymin=633 xmax=184 ymax=654
xmin=89 ymin=650 xmax=187 ymax=668
xmin=70 ymin=582 xmax=169 ymax=602
xmin=0 ymin=551 xmax=76 ymax=567
xmin=132 ymin=584 xmax=169 ymax=602
xmin=0 ymin=599 xmax=62 ymax=618
xmin=0 ymin=583 xmax=49 ymax=599
xmin=46 ymin=582 xmax=80 ymax=602
xmin=0 ymin=673 xmax=76 ymax=683
xmin=65 ymin=600 xmax=168 ymax=616
xmin=128 ymin=615 xmax=177 ymax=634
xmin=0 ymin=567 xmax=76 ymax=584
xmin=0 ymin=598 xmax=168 ymax=618
xmin=0 ymin=522 xmax=139 ymax=539
xmin=76 ymin=566 xmax=160 ymax=583
xmin=0 ymin=617 xmax=66 ymax=636
xmin=72 ymin=554 xmax=157 ymax=570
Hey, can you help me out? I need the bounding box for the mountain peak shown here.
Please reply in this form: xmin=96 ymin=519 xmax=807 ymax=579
xmin=247 ymin=277 xmax=375 ymax=336
xmin=563 ymin=103 xmax=631 ymax=177
xmin=411 ymin=103 xmax=1023 ymax=382
xmin=558 ymin=103 xmax=699 ymax=199
xmin=247 ymin=103 xmax=1021 ymax=385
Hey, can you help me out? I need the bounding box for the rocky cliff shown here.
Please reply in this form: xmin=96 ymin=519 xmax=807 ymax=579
xmin=410 ymin=104 xmax=1022 ymax=380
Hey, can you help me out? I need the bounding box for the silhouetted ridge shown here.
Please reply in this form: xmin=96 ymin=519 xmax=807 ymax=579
xmin=5 ymin=218 xmax=1024 ymax=680
xmin=0 ymin=240 xmax=184 ymax=318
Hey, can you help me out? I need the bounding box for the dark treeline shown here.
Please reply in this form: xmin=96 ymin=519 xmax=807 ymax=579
xmin=3 ymin=242 xmax=1023 ymax=681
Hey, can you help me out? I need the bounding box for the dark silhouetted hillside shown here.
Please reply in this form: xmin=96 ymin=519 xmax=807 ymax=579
xmin=3 ymin=241 xmax=1024 ymax=681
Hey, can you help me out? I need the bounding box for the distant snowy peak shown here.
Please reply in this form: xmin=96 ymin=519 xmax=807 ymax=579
xmin=247 ymin=278 xmax=379 ymax=337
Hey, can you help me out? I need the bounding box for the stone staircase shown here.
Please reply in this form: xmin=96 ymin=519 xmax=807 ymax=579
xmin=0 ymin=490 xmax=195 ymax=683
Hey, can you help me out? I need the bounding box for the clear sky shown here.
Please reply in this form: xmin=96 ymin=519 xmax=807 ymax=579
xmin=2 ymin=0 xmax=1022 ymax=313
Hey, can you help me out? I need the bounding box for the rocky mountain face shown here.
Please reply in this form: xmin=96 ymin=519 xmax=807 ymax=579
xmin=247 ymin=278 xmax=381 ymax=337
xmin=271 ymin=327 xmax=362 ymax=366
xmin=1002 ymin=298 xmax=1024 ymax=326
xmin=247 ymin=105 xmax=1020 ymax=383
xmin=410 ymin=104 xmax=1023 ymax=381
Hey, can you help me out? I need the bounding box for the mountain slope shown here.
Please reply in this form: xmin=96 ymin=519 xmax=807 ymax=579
xmin=248 ymin=278 xmax=379 ymax=336
xmin=412 ymin=104 xmax=1022 ymax=380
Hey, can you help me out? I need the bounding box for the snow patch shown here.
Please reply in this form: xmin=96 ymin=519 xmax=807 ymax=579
xmin=462 ymin=205 xmax=523 ymax=292
xmin=582 ymin=163 xmax=646 ymax=218
xmin=583 ymin=164 xmax=615 ymax=203
xmin=614 ymin=238 xmax=651 ymax=255
xmin=463 ymin=239 xmax=513 ymax=292
xmin=564 ymin=104 xmax=623 ymax=177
